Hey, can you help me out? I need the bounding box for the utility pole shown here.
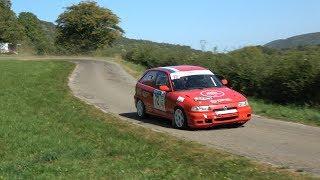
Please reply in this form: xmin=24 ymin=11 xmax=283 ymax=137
xmin=200 ymin=40 xmax=207 ymax=52
xmin=212 ymin=46 xmax=218 ymax=54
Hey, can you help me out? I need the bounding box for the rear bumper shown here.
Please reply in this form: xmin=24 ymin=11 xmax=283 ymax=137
xmin=186 ymin=106 xmax=252 ymax=128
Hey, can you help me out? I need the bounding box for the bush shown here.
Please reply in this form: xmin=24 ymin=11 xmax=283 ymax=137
xmin=122 ymin=44 xmax=320 ymax=106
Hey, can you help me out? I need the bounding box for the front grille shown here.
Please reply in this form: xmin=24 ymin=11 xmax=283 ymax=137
xmin=215 ymin=115 xmax=238 ymax=121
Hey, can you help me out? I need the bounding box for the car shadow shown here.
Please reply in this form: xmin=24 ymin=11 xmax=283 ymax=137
xmin=119 ymin=112 xmax=244 ymax=131
xmin=119 ymin=112 xmax=172 ymax=128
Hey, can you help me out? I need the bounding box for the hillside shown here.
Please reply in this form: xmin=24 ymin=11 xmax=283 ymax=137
xmin=114 ymin=37 xmax=197 ymax=51
xmin=265 ymin=32 xmax=320 ymax=49
xmin=36 ymin=20 xmax=199 ymax=54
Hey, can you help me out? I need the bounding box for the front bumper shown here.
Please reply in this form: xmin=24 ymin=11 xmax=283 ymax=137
xmin=186 ymin=106 xmax=252 ymax=128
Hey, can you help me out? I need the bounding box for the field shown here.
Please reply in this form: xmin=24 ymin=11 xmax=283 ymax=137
xmin=0 ymin=60 xmax=309 ymax=178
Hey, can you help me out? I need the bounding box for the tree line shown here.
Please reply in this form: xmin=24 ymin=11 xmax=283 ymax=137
xmin=0 ymin=1 xmax=123 ymax=55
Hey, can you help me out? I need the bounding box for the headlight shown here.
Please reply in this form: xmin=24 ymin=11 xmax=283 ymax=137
xmin=191 ymin=106 xmax=211 ymax=112
xmin=238 ymin=100 xmax=249 ymax=107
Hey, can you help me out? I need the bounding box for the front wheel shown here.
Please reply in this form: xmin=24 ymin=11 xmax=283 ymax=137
xmin=173 ymin=108 xmax=188 ymax=129
xmin=136 ymin=100 xmax=147 ymax=118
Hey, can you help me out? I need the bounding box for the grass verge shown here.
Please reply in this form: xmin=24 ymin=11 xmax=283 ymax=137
xmin=113 ymin=55 xmax=146 ymax=78
xmin=0 ymin=60 xmax=310 ymax=178
xmin=116 ymin=58 xmax=320 ymax=127
xmin=249 ymin=98 xmax=320 ymax=126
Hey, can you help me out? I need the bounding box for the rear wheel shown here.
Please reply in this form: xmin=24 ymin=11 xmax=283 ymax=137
xmin=173 ymin=108 xmax=188 ymax=129
xmin=136 ymin=100 xmax=147 ymax=118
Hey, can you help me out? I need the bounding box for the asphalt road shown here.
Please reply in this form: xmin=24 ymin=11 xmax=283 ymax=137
xmin=68 ymin=59 xmax=320 ymax=175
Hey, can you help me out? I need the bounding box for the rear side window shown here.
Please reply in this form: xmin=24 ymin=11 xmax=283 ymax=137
xmin=155 ymin=71 xmax=170 ymax=88
xmin=140 ymin=70 xmax=157 ymax=87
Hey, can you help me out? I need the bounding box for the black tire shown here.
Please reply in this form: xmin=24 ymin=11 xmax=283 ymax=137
xmin=136 ymin=100 xmax=147 ymax=118
xmin=172 ymin=107 xmax=188 ymax=129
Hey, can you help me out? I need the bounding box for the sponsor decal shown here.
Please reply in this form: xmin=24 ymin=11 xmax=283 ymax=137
xmin=177 ymin=96 xmax=185 ymax=102
xmin=172 ymin=75 xmax=179 ymax=80
xmin=210 ymin=98 xmax=232 ymax=104
xmin=194 ymin=96 xmax=212 ymax=101
xmin=200 ymin=90 xmax=225 ymax=98
xmin=142 ymin=91 xmax=149 ymax=98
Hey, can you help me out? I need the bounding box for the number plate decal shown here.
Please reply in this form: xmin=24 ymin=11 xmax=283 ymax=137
xmin=215 ymin=109 xmax=238 ymax=115
xmin=153 ymin=89 xmax=166 ymax=111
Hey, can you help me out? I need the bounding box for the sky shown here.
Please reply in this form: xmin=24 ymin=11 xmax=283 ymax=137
xmin=12 ymin=0 xmax=320 ymax=51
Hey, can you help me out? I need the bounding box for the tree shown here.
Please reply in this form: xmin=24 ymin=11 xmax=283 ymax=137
xmin=56 ymin=1 xmax=123 ymax=54
xmin=0 ymin=0 xmax=11 ymax=8
xmin=0 ymin=2 xmax=24 ymax=44
xmin=18 ymin=12 xmax=53 ymax=54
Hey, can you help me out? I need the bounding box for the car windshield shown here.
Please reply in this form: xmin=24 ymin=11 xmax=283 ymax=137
xmin=172 ymin=74 xmax=223 ymax=91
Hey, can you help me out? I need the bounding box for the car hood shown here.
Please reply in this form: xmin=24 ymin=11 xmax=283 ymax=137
xmin=175 ymin=87 xmax=246 ymax=105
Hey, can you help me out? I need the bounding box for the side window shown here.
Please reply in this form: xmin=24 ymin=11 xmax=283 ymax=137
xmin=155 ymin=71 xmax=169 ymax=88
xmin=140 ymin=71 xmax=157 ymax=87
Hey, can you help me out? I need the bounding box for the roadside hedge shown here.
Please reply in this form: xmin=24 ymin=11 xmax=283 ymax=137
xmin=122 ymin=44 xmax=320 ymax=106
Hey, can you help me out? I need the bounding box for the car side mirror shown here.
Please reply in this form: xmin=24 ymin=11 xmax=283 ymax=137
xmin=159 ymin=85 xmax=171 ymax=92
xmin=221 ymin=79 xmax=228 ymax=85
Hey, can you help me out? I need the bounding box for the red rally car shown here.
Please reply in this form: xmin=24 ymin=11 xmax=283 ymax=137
xmin=134 ymin=65 xmax=252 ymax=129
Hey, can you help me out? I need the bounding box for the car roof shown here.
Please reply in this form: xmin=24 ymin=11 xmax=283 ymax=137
xmin=153 ymin=65 xmax=208 ymax=73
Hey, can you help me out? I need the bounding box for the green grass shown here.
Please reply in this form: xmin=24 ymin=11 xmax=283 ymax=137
xmin=114 ymin=56 xmax=146 ymax=78
xmin=249 ymin=98 xmax=320 ymax=126
xmin=0 ymin=60 xmax=309 ymax=178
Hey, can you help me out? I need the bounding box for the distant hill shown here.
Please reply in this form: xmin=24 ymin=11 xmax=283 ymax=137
xmin=265 ymin=32 xmax=320 ymax=49
xmin=37 ymin=20 xmax=198 ymax=53
xmin=113 ymin=37 xmax=201 ymax=53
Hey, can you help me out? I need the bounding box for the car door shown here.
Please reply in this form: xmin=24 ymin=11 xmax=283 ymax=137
xmin=138 ymin=70 xmax=157 ymax=113
xmin=153 ymin=71 xmax=171 ymax=117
